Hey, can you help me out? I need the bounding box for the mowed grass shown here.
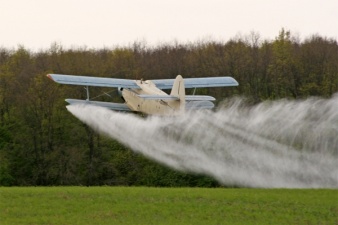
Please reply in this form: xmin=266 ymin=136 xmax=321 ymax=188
xmin=0 ymin=187 xmax=337 ymax=225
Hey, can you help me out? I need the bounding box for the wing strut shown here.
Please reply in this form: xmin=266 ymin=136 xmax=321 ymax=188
xmin=85 ymin=86 xmax=90 ymax=100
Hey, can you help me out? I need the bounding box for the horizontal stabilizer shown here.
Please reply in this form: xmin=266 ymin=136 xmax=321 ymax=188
xmin=185 ymin=95 xmax=215 ymax=101
xmin=138 ymin=95 xmax=215 ymax=101
xmin=65 ymin=99 xmax=132 ymax=112
xmin=137 ymin=95 xmax=179 ymax=100
xmin=186 ymin=101 xmax=215 ymax=110
xmin=152 ymin=76 xmax=239 ymax=89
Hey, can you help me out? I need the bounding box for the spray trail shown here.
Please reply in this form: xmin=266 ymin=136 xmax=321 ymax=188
xmin=67 ymin=94 xmax=338 ymax=188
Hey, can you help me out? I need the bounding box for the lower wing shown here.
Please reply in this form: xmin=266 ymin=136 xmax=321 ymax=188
xmin=65 ymin=99 xmax=132 ymax=112
xmin=65 ymin=99 xmax=214 ymax=111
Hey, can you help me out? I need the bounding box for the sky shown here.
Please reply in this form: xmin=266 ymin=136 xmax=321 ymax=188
xmin=1 ymin=0 xmax=337 ymax=50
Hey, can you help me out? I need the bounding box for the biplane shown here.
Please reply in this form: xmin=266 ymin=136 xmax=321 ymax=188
xmin=47 ymin=74 xmax=238 ymax=115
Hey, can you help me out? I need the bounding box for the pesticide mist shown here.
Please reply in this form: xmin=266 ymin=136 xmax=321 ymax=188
xmin=67 ymin=94 xmax=338 ymax=188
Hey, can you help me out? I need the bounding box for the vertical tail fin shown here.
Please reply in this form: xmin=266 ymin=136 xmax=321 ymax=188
xmin=170 ymin=75 xmax=185 ymax=113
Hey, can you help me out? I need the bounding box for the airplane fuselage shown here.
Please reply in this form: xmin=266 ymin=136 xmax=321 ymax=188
xmin=122 ymin=80 xmax=181 ymax=115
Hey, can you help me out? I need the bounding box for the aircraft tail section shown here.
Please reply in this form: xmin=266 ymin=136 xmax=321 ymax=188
xmin=170 ymin=75 xmax=185 ymax=113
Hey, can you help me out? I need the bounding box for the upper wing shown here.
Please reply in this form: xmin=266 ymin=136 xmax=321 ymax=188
xmin=47 ymin=74 xmax=238 ymax=89
xmin=47 ymin=74 xmax=139 ymax=89
xmin=152 ymin=76 xmax=238 ymax=89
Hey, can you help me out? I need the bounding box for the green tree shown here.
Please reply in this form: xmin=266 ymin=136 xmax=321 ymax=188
xmin=267 ymin=28 xmax=300 ymax=98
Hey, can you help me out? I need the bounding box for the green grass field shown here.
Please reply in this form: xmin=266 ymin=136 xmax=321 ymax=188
xmin=0 ymin=187 xmax=337 ymax=225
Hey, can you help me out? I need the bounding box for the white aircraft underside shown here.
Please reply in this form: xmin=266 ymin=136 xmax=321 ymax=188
xmin=47 ymin=74 xmax=238 ymax=115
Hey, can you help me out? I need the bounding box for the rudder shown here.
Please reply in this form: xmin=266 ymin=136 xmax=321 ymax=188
xmin=170 ymin=75 xmax=185 ymax=113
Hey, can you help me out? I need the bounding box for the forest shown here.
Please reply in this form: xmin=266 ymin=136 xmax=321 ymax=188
xmin=0 ymin=29 xmax=337 ymax=186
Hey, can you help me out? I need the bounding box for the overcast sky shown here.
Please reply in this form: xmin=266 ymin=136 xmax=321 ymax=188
xmin=1 ymin=0 xmax=337 ymax=50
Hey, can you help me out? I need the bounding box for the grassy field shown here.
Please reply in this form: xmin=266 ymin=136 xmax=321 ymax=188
xmin=0 ymin=187 xmax=337 ymax=225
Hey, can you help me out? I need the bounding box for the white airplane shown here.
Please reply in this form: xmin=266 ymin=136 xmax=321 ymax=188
xmin=47 ymin=74 xmax=238 ymax=115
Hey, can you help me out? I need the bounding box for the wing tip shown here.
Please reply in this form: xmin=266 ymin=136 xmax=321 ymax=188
xmin=231 ymin=77 xmax=239 ymax=86
xmin=46 ymin=74 xmax=54 ymax=81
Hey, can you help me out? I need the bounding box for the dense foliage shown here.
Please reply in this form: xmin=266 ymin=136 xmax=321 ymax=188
xmin=0 ymin=29 xmax=337 ymax=186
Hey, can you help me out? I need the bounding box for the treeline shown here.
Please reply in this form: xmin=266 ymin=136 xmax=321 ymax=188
xmin=0 ymin=29 xmax=337 ymax=186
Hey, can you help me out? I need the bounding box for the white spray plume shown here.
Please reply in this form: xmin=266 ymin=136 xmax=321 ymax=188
xmin=67 ymin=94 xmax=338 ymax=188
